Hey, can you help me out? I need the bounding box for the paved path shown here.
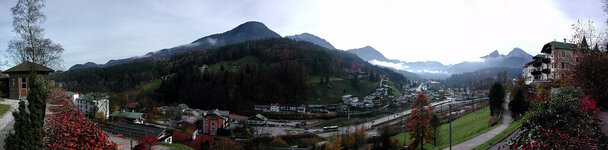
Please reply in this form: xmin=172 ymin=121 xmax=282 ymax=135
xmin=0 ymin=99 xmax=22 ymax=148
xmin=445 ymin=95 xmax=512 ymax=150
xmin=600 ymin=111 xmax=608 ymax=137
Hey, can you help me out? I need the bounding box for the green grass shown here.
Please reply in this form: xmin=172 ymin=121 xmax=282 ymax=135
xmin=138 ymin=79 xmax=162 ymax=94
xmin=306 ymin=76 xmax=378 ymax=104
xmin=0 ymin=104 xmax=10 ymax=117
xmin=474 ymin=120 xmax=523 ymax=150
xmin=158 ymin=142 xmax=194 ymax=150
xmin=393 ymin=107 xmax=495 ymax=149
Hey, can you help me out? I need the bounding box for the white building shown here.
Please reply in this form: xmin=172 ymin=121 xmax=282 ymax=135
xmin=75 ymin=93 xmax=110 ymax=119
xmin=65 ymin=91 xmax=79 ymax=104
xmin=270 ymin=103 xmax=280 ymax=112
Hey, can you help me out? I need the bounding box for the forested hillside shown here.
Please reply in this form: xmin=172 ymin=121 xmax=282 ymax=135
xmin=53 ymin=38 xmax=407 ymax=112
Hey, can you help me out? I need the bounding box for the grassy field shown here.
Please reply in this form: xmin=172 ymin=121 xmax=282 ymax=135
xmin=0 ymin=104 xmax=10 ymax=117
xmin=474 ymin=120 xmax=523 ymax=150
xmin=138 ymin=79 xmax=162 ymax=94
xmin=393 ymin=106 xmax=495 ymax=149
xmin=306 ymin=76 xmax=379 ymax=104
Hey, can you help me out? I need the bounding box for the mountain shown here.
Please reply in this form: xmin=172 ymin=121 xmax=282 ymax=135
xmin=347 ymin=46 xmax=392 ymax=62
xmin=54 ymin=38 xmax=407 ymax=112
xmin=505 ymin=47 xmax=533 ymax=60
xmin=285 ymin=33 xmax=336 ymax=49
xmin=348 ymin=46 xmax=533 ymax=79
xmin=69 ymin=21 xmax=281 ymax=70
xmin=443 ymin=67 xmax=522 ymax=88
xmin=68 ymin=62 xmax=101 ymax=70
xmin=481 ymin=50 xmax=504 ymax=59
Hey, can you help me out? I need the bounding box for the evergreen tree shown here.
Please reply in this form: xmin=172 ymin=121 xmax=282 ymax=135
xmin=430 ymin=113 xmax=441 ymax=146
xmin=4 ymin=101 xmax=32 ymax=150
xmin=489 ymin=82 xmax=505 ymax=116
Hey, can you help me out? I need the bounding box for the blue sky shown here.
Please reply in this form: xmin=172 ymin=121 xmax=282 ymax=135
xmin=0 ymin=0 xmax=605 ymax=70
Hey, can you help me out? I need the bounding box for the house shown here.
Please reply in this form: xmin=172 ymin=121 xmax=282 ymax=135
xmin=172 ymin=132 xmax=214 ymax=150
xmin=247 ymin=114 xmax=268 ymax=125
xmin=157 ymin=106 xmax=171 ymax=115
xmin=126 ymin=102 xmax=140 ymax=112
xmin=75 ymin=92 xmax=110 ymax=119
xmin=227 ymin=114 xmax=248 ymax=129
xmin=307 ymin=105 xmax=327 ymax=113
xmin=178 ymin=103 xmax=189 ymax=112
xmin=3 ymin=62 xmax=54 ymax=100
xmin=341 ymin=94 xmax=353 ymax=102
xmin=253 ymin=105 xmax=270 ymax=112
xmin=523 ymin=54 xmax=552 ymax=85
xmin=202 ymin=111 xmax=228 ymax=135
xmin=270 ymin=103 xmax=280 ymax=112
xmin=65 ymin=91 xmax=79 ymax=104
xmin=279 ymin=105 xmax=298 ymax=112
xmin=297 ymin=104 xmax=307 ymax=113
xmin=110 ymin=111 xmax=145 ymax=124
xmin=523 ymin=38 xmax=596 ymax=85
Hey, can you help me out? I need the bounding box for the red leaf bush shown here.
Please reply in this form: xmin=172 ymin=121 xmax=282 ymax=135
xmin=44 ymin=89 xmax=118 ymax=149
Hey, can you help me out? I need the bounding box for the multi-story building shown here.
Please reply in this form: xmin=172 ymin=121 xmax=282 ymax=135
xmin=75 ymin=92 xmax=110 ymax=119
xmin=523 ymin=37 xmax=593 ymax=85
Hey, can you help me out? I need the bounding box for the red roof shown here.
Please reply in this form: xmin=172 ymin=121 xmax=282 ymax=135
xmin=172 ymin=132 xmax=214 ymax=150
xmin=299 ymin=104 xmax=307 ymax=108
xmin=229 ymin=114 xmax=248 ymax=121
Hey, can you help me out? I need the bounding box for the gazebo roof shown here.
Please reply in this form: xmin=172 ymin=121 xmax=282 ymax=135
xmin=3 ymin=62 xmax=54 ymax=74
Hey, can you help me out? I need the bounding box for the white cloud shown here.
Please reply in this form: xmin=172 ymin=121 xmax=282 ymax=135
xmin=369 ymin=59 xmax=409 ymax=70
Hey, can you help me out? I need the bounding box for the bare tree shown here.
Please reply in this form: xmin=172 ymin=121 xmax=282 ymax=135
xmin=6 ymin=0 xmax=63 ymax=69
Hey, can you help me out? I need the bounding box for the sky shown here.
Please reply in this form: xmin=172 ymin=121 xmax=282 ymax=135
xmin=0 ymin=0 xmax=605 ymax=70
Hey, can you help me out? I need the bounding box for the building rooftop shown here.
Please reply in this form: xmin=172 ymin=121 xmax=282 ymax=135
xmin=110 ymin=111 xmax=144 ymax=120
xmin=77 ymin=92 xmax=108 ymax=101
xmin=3 ymin=62 xmax=54 ymax=74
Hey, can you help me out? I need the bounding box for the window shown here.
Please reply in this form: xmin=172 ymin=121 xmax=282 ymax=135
xmin=21 ymin=77 xmax=27 ymax=89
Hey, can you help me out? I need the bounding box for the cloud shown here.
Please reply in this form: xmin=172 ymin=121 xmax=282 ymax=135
xmin=369 ymin=59 xmax=409 ymax=70
xmin=206 ymin=38 xmax=217 ymax=46
xmin=406 ymin=69 xmax=449 ymax=74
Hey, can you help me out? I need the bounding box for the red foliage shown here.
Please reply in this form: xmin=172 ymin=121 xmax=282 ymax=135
xmin=136 ymin=134 xmax=158 ymax=150
xmin=44 ymin=89 xmax=118 ymax=149
xmin=579 ymin=95 xmax=599 ymax=116
xmin=407 ymin=93 xmax=435 ymax=148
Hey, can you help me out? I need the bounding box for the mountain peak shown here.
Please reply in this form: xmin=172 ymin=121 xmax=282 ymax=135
xmin=347 ymin=46 xmax=390 ymax=62
xmin=505 ymin=47 xmax=532 ymax=60
xmin=481 ymin=50 xmax=503 ymax=59
xmin=285 ymin=32 xmax=336 ymax=49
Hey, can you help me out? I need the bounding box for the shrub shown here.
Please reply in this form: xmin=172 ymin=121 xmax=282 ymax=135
xmin=509 ymin=87 xmax=607 ymax=149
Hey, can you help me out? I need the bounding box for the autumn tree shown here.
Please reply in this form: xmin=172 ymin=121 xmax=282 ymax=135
xmin=407 ymin=93 xmax=434 ymax=150
xmin=572 ymin=53 xmax=608 ymax=108
xmin=271 ymin=137 xmax=289 ymax=147
xmin=6 ymin=0 xmax=64 ymax=69
xmin=489 ymin=82 xmax=505 ymax=116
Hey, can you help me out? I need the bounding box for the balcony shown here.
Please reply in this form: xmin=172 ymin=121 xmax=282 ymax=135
xmin=542 ymin=58 xmax=551 ymax=63
xmin=542 ymin=69 xmax=551 ymax=74
xmin=531 ymin=70 xmax=541 ymax=75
